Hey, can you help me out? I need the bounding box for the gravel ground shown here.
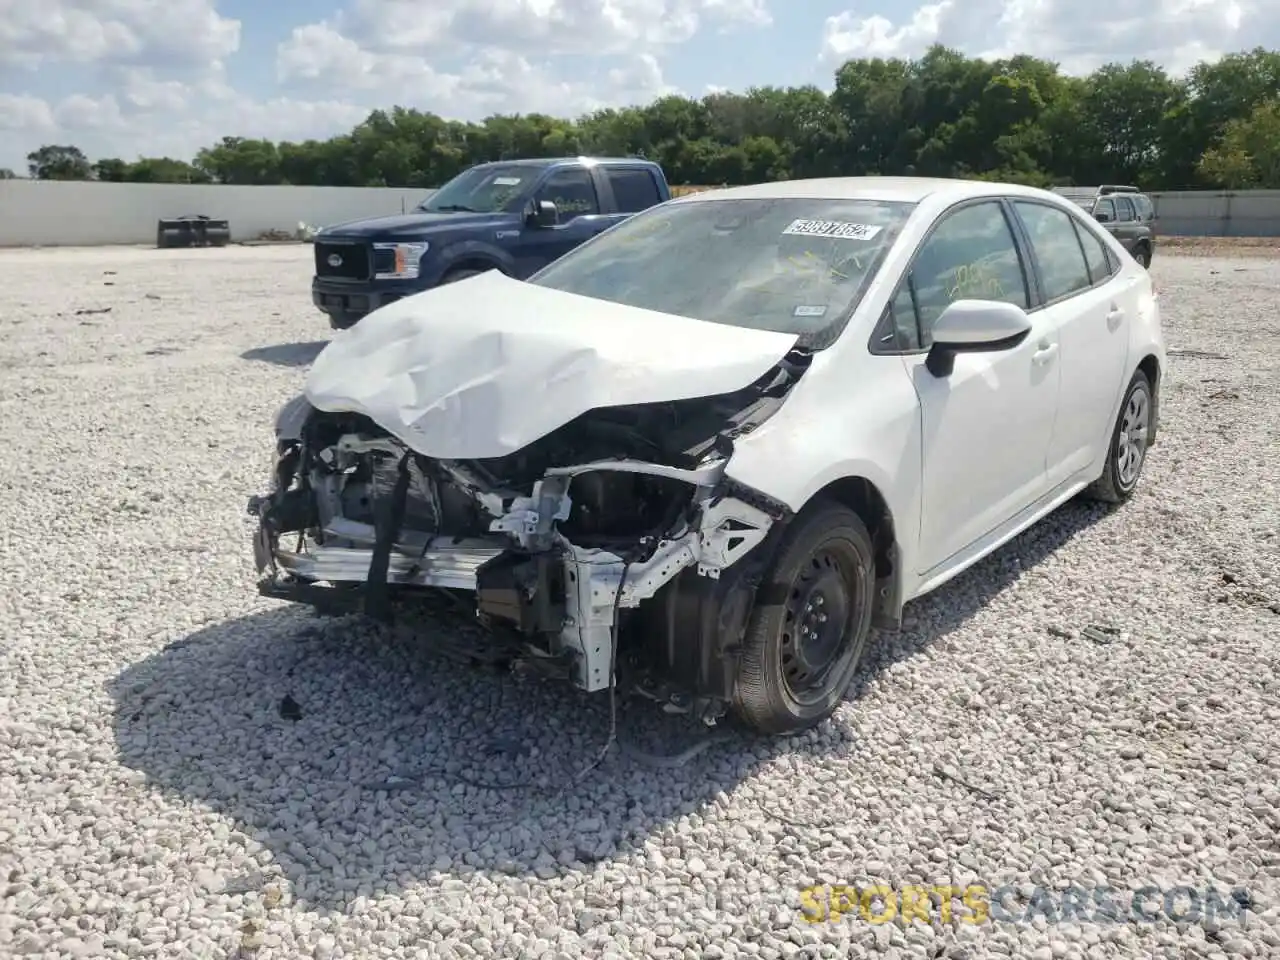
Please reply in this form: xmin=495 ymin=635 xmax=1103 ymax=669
xmin=1 ymin=245 xmax=1277 ymax=960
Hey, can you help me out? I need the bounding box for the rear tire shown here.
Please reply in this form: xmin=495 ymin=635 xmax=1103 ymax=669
xmin=731 ymin=501 xmax=876 ymax=736
xmin=1084 ymin=369 xmax=1153 ymax=504
xmin=1133 ymin=245 xmax=1152 ymax=268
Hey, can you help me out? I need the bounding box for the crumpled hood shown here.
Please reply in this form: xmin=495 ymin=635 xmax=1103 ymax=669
xmin=319 ymin=211 xmax=512 ymax=238
xmin=304 ymin=270 xmax=800 ymax=460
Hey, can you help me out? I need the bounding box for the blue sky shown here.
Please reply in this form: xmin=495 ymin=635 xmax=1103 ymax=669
xmin=0 ymin=0 xmax=1273 ymax=172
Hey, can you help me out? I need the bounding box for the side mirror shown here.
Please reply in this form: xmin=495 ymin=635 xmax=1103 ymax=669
xmin=528 ymin=200 xmax=558 ymax=227
xmin=925 ymin=300 xmax=1032 ymax=377
xmin=1094 ymin=211 xmax=1113 ymax=223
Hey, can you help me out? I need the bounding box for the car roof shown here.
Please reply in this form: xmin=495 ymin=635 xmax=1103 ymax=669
xmin=673 ymin=176 xmax=1070 ymax=206
xmin=474 ymin=156 xmax=657 ymax=168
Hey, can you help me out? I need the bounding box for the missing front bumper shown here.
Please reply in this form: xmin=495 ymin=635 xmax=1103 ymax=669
xmin=248 ymin=462 xmax=778 ymax=696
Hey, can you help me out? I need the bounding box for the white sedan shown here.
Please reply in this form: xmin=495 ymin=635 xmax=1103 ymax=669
xmin=248 ymin=176 xmax=1165 ymax=736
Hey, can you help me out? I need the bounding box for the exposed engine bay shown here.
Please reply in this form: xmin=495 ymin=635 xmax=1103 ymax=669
xmin=249 ymin=349 xmax=810 ymax=720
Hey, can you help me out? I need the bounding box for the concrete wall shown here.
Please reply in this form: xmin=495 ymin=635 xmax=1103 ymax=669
xmin=1147 ymin=190 xmax=1280 ymax=237
xmin=3 ymin=180 xmax=1280 ymax=245
xmin=0 ymin=180 xmax=437 ymax=246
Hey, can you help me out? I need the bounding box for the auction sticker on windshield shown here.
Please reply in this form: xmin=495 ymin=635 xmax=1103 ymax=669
xmin=782 ymin=219 xmax=883 ymax=240
xmin=793 ymin=305 xmax=828 ymax=317
xmin=493 ymin=177 xmax=522 ymax=186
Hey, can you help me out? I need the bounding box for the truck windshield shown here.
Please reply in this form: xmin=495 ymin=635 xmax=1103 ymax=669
xmin=417 ymin=165 xmax=536 ymax=213
xmin=528 ymin=196 xmax=916 ymax=347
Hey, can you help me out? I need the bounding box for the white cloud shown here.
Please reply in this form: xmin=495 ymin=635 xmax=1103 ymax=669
xmin=819 ymin=0 xmax=1275 ymax=76
xmin=328 ymin=0 xmax=770 ymax=58
xmin=274 ymin=11 xmax=683 ymax=118
xmin=0 ymin=0 xmax=751 ymax=171
xmin=0 ymin=94 xmax=57 ymax=134
xmin=1 ymin=73 xmax=371 ymax=170
xmin=0 ymin=0 xmax=240 ymax=68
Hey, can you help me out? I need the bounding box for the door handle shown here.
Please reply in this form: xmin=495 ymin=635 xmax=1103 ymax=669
xmin=1032 ymin=341 xmax=1058 ymax=364
xmin=1106 ymin=306 xmax=1125 ymax=330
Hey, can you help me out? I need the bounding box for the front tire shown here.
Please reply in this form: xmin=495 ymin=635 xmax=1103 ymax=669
xmin=328 ymin=311 xmax=360 ymax=331
xmin=732 ymin=501 xmax=876 ymax=735
xmin=1085 ymin=369 xmax=1153 ymax=504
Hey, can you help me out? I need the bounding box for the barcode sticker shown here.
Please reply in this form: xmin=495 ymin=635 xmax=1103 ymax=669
xmin=782 ymin=219 xmax=882 ymax=240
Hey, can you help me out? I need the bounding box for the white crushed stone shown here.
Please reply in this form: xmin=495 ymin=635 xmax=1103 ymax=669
xmin=0 ymin=244 xmax=1277 ymax=960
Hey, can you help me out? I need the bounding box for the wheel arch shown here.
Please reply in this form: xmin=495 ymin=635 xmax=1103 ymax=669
xmin=435 ymin=238 xmax=514 ymax=280
xmin=1135 ymin=352 xmax=1160 ymax=446
xmin=626 ymin=472 xmax=905 ymax=711
xmin=803 ymin=476 xmax=904 ymax=629
xmin=442 ymin=256 xmax=505 ymax=279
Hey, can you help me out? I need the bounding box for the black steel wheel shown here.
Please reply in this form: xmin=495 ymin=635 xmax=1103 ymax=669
xmin=732 ymin=501 xmax=876 ymax=735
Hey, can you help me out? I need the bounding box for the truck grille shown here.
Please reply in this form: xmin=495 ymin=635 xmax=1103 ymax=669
xmin=314 ymin=241 xmax=370 ymax=280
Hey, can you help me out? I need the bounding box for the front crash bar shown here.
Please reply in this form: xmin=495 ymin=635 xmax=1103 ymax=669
xmin=274 ymin=542 xmax=503 ymax=590
xmin=258 ymin=517 xmax=507 ymax=591
xmin=250 ymin=469 xmax=778 ymax=695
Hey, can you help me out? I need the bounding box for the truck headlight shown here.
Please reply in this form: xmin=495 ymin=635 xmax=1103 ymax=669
xmin=373 ymin=241 xmax=430 ymax=280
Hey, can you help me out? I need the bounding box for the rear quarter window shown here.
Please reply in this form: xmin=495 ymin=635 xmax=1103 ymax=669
xmin=606 ymin=168 xmax=663 ymax=213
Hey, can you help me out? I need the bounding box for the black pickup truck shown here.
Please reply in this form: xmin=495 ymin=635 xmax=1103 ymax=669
xmin=311 ymin=156 xmax=672 ymax=329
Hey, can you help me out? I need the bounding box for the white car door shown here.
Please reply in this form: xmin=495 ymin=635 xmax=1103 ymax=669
xmin=1009 ymin=200 xmax=1133 ymax=486
xmin=885 ymin=199 xmax=1062 ymax=575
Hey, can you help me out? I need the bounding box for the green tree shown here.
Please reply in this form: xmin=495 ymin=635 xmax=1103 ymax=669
xmin=93 ymin=158 xmax=129 ymax=181
xmin=194 ymin=137 xmax=283 ymax=184
xmin=17 ymin=45 xmax=1280 ymax=192
xmin=1198 ymin=99 xmax=1280 ymax=188
xmin=27 ymin=145 xmax=93 ymax=180
xmin=1075 ymin=61 xmax=1183 ymax=185
xmin=126 ymin=157 xmax=209 ymax=183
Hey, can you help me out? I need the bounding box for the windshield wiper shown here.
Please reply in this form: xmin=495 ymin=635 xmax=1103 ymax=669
xmin=429 ymin=204 xmax=479 ymax=213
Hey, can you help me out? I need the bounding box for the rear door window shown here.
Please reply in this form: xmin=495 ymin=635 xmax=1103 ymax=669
xmin=606 ymin=168 xmax=663 ymax=213
xmin=1114 ymin=196 xmax=1136 ymax=221
xmin=1072 ymin=219 xmax=1116 ymax=285
xmin=536 ymin=168 xmax=600 ymax=222
xmin=1013 ymin=200 xmax=1092 ymax=302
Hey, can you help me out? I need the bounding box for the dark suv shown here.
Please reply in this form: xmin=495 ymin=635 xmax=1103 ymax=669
xmin=1051 ymin=185 xmax=1157 ymax=268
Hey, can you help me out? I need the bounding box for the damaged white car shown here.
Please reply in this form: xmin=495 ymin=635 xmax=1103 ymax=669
xmin=248 ymin=176 xmax=1166 ymax=735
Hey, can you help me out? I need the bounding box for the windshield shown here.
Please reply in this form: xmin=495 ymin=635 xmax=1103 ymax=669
xmin=528 ymin=196 xmax=915 ymax=346
xmin=418 ymin=165 xmax=538 ymax=213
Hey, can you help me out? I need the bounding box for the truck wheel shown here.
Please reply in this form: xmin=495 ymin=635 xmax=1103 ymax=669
xmin=1133 ymin=244 xmax=1152 ymax=268
xmin=731 ymin=501 xmax=876 ymax=736
xmin=328 ymin=312 xmax=361 ymax=331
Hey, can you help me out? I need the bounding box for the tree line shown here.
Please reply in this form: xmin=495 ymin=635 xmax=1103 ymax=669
xmin=11 ymin=45 xmax=1280 ymax=191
